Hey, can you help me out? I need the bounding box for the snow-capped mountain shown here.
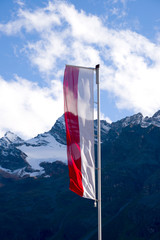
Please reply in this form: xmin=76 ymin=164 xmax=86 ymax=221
xmin=49 ymin=115 xmax=67 ymax=145
xmin=1 ymin=110 xmax=160 ymax=178
xmin=0 ymin=132 xmax=28 ymax=172
xmin=18 ymin=131 xmax=67 ymax=172
xmin=107 ymin=110 xmax=160 ymax=133
xmin=1 ymin=112 xmax=160 ymax=240
xmin=2 ymin=131 xmax=24 ymax=145
xmin=0 ymin=116 xmax=67 ymax=177
xmin=0 ymin=131 xmax=23 ymax=148
xmin=111 ymin=112 xmax=143 ymax=132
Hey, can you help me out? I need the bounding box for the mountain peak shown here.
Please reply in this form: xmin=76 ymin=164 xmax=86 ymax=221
xmin=56 ymin=114 xmax=65 ymax=124
xmin=4 ymin=131 xmax=24 ymax=144
xmin=111 ymin=112 xmax=143 ymax=132
xmin=4 ymin=131 xmax=16 ymax=139
xmin=49 ymin=115 xmax=66 ymax=145
xmin=152 ymin=110 xmax=160 ymax=118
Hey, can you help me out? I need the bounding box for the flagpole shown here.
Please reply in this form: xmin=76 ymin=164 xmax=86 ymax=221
xmin=96 ymin=64 xmax=102 ymax=240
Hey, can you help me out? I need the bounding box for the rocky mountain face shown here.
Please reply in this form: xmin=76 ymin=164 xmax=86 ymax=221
xmin=0 ymin=131 xmax=28 ymax=171
xmin=0 ymin=111 xmax=160 ymax=239
xmin=50 ymin=115 xmax=67 ymax=145
xmin=100 ymin=123 xmax=160 ymax=240
xmin=1 ymin=110 xmax=160 ymax=177
xmin=0 ymin=116 xmax=67 ymax=177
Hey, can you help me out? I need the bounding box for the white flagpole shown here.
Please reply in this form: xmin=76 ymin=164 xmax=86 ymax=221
xmin=96 ymin=64 xmax=102 ymax=240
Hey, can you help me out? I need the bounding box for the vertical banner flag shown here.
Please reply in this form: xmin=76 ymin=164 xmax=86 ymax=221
xmin=63 ymin=65 xmax=95 ymax=200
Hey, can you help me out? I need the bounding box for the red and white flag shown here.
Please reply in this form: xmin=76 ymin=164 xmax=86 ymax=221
xmin=63 ymin=65 xmax=95 ymax=200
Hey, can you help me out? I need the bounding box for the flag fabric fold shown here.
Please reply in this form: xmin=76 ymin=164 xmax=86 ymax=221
xmin=63 ymin=65 xmax=95 ymax=200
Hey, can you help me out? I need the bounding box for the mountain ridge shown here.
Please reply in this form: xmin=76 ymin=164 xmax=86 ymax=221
xmin=0 ymin=110 xmax=160 ymax=239
xmin=1 ymin=109 xmax=160 ymax=177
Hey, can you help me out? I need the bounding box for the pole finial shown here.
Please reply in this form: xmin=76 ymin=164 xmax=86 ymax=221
xmin=96 ymin=64 xmax=100 ymax=69
xmin=96 ymin=64 xmax=100 ymax=84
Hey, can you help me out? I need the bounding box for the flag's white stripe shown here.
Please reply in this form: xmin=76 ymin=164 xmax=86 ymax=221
xmin=78 ymin=68 xmax=95 ymax=200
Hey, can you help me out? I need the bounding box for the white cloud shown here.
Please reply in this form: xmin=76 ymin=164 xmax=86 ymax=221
xmin=0 ymin=76 xmax=63 ymax=139
xmin=0 ymin=5 xmax=61 ymax=35
xmin=100 ymin=30 xmax=160 ymax=116
xmin=25 ymin=30 xmax=68 ymax=73
xmin=0 ymin=0 xmax=160 ymax=128
xmin=14 ymin=0 xmax=25 ymax=7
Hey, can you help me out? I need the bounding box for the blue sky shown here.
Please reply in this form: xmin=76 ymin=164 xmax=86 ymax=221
xmin=0 ymin=0 xmax=160 ymax=139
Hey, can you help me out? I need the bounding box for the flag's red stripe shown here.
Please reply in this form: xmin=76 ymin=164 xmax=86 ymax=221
xmin=63 ymin=66 xmax=84 ymax=197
